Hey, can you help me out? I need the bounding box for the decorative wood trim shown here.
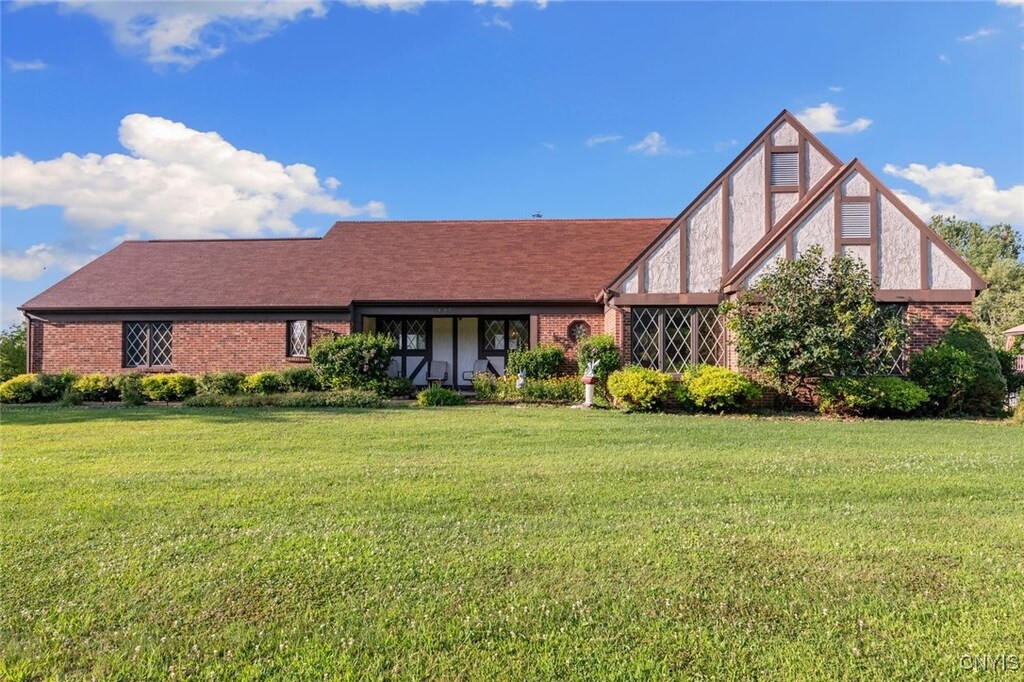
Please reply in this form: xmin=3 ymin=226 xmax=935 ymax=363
xmin=769 ymin=145 xmax=799 ymax=153
xmin=452 ymin=316 xmax=460 ymax=390
xmin=840 ymin=195 xmax=871 ymax=204
xmin=613 ymin=293 xmax=724 ymax=306
xmin=797 ymin=135 xmax=808 ymax=197
xmin=833 ymin=184 xmax=842 ymax=255
xmin=770 ymin=185 xmax=800 ymax=194
xmin=529 ymin=314 xmax=540 ymax=349
xmin=841 ymin=237 xmax=872 ymax=246
xmin=876 ymin=289 xmax=975 ymax=303
xmin=921 ymin=233 xmax=930 ymax=290
xmin=786 ymin=235 xmax=794 ymax=261
xmin=680 ymin=220 xmax=689 ymax=293
xmin=869 ymin=186 xmax=879 ymax=284
xmin=763 ymin=142 xmax=772 ymax=233
xmin=721 ymin=178 xmax=730 ymax=277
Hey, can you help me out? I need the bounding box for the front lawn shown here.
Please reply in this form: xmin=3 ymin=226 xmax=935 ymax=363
xmin=1 ymin=407 xmax=1021 ymax=679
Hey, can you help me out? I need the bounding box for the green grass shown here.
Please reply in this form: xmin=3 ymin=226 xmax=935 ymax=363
xmin=2 ymin=406 xmax=1022 ymax=680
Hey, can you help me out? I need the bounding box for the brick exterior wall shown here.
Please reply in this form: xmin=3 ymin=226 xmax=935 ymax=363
xmin=535 ymin=312 xmax=606 ymax=372
xmin=603 ymin=306 xmax=631 ymax=365
xmin=906 ymin=303 xmax=972 ymax=356
xmin=29 ymin=319 xmax=349 ymax=374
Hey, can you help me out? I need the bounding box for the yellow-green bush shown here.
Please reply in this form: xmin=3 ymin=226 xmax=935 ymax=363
xmin=607 ymin=366 xmax=671 ymax=412
xmin=0 ymin=374 xmax=36 ymax=403
xmin=139 ymin=373 xmax=197 ymax=402
xmin=73 ymin=374 xmax=119 ymax=401
xmin=243 ymin=371 xmax=287 ymax=395
xmin=686 ymin=365 xmax=762 ymax=412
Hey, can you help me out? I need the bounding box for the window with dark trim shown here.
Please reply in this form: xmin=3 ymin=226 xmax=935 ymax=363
xmin=631 ymin=307 xmax=724 ymax=372
xmin=123 ymin=321 xmax=173 ymax=368
xmin=287 ymin=320 xmax=309 ymax=357
xmin=379 ymin=318 xmax=430 ymax=378
xmin=481 ymin=318 xmax=529 ymax=353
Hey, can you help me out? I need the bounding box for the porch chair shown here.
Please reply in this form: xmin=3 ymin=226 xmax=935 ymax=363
xmin=426 ymin=361 xmax=449 ymax=386
xmin=461 ymin=359 xmax=492 ymax=382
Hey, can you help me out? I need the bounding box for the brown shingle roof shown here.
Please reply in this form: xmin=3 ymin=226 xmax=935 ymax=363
xmin=20 ymin=218 xmax=669 ymax=311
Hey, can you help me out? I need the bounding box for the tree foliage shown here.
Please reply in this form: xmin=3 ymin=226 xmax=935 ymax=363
xmin=931 ymin=216 xmax=1024 ymax=347
xmin=0 ymin=323 xmax=27 ymax=382
xmin=722 ymin=248 xmax=909 ymax=398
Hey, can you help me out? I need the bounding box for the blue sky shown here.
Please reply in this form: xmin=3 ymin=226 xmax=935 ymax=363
xmin=2 ymin=0 xmax=1022 ymax=324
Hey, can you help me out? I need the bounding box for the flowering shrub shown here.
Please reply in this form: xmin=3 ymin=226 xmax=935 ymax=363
xmin=310 ymin=333 xmax=397 ymax=391
xmin=607 ymin=366 xmax=672 ymax=412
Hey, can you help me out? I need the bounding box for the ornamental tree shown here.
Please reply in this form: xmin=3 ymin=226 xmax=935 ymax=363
xmin=721 ymin=247 xmax=908 ymax=399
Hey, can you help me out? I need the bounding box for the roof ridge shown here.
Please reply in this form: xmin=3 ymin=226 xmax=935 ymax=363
xmin=330 ymin=217 xmax=672 ymax=225
xmin=138 ymin=237 xmax=322 ymax=243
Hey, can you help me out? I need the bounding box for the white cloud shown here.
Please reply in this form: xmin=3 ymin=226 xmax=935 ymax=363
xmin=714 ymin=138 xmax=738 ymax=153
xmin=5 ymin=58 xmax=48 ymax=71
xmin=884 ymin=162 xmax=1024 ymax=224
xmin=0 ymin=243 xmax=96 ymax=282
xmin=957 ymin=27 xmax=997 ymax=42
xmin=541 ymin=142 xmax=556 ymax=150
xmin=997 ymin=0 xmax=1023 ymax=5
xmin=26 ymin=0 xmax=421 ymax=68
xmin=473 ymin=0 xmax=548 ymax=7
xmin=796 ymin=102 xmax=872 ymax=134
xmin=483 ymin=14 xmax=512 ymax=29
xmin=828 ymin=85 xmax=843 ymax=93
xmin=1 ymin=113 xmax=385 ymax=242
xmin=939 ymin=53 xmax=951 ymax=63
xmin=586 ymin=133 xmax=622 ymax=147
xmin=628 ymin=131 xmax=688 ymax=157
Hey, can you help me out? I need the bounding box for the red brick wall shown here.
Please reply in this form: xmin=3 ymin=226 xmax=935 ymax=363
xmin=906 ymin=303 xmax=971 ymax=355
xmin=535 ymin=313 xmax=605 ymax=371
xmin=30 ymin=319 xmax=349 ymax=374
xmin=603 ymin=306 xmax=631 ymax=364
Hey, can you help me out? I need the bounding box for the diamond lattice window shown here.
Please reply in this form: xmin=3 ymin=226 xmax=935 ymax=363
xmin=630 ymin=307 xmax=725 ymax=371
xmin=508 ymin=319 xmax=528 ymax=351
xmin=288 ymin=320 xmax=309 ymax=357
xmin=123 ymin=322 xmax=172 ymax=368
xmin=381 ymin=319 xmax=402 ymax=346
xmin=876 ymin=304 xmax=908 ymax=376
xmin=484 ymin=319 xmax=505 ymax=351
xmin=405 ymin=319 xmax=427 ymax=351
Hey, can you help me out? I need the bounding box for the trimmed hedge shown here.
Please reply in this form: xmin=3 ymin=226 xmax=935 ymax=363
xmin=243 ymin=371 xmax=287 ymax=395
xmin=685 ymin=365 xmax=762 ymax=413
xmin=73 ymin=373 xmax=119 ymax=402
xmin=196 ymin=371 xmax=246 ymax=395
xmin=32 ymin=372 xmax=77 ymax=402
xmin=139 ymin=374 xmax=197 ymax=402
xmin=607 ymin=367 xmax=671 ymax=412
xmin=0 ymin=374 xmax=36 ymax=404
xmin=416 ymin=387 xmax=467 ymax=407
xmin=506 ymin=344 xmax=566 ymax=379
xmin=183 ymin=390 xmax=384 ymax=409
xmin=310 ymin=332 xmax=397 ymax=390
xmin=818 ymin=377 xmax=929 ymax=417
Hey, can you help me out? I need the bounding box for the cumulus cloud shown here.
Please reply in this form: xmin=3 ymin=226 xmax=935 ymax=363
xmin=628 ymin=132 xmax=688 ymax=157
xmin=23 ymin=0 xmax=421 ymax=68
xmin=1 ymin=113 xmax=385 ymax=242
xmin=884 ymin=162 xmax=1024 ymax=224
xmin=586 ymin=133 xmax=622 ymax=147
xmin=796 ymin=102 xmax=872 ymax=134
xmin=0 ymin=243 xmax=97 ymax=282
xmin=5 ymin=58 xmax=48 ymax=71
xmin=957 ymin=27 xmax=997 ymax=42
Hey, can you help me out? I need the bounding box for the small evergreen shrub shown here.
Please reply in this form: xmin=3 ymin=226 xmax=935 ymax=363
xmin=576 ymin=334 xmax=622 ymax=380
xmin=818 ymin=377 xmax=929 ymax=417
xmin=31 ymin=371 xmax=77 ymax=402
xmin=506 ymin=344 xmax=566 ymax=379
xmin=607 ymin=366 xmax=672 ymax=412
xmin=521 ymin=376 xmax=585 ymax=403
xmin=196 ymin=371 xmax=246 ymax=395
xmin=280 ymin=367 xmax=322 ymax=392
xmin=73 ymin=374 xmax=119 ymax=401
xmin=243 ymin=371 xmax=286 ymax=395
xmin=0 ymin=374 xmax=36 ymax=403
xmin=685 ymin=365 xmax=762 ymax=412
xmin=416 ymin=386 xmax=467 ymax=406
xmin=942 ymin=316 xmax=1006 ymax=415
xmin=139 ymin=373 xmax=197 ymax=402
xmin=909 ymin=342 xmax=977 ymax=415
xmin=59 ymin=386 xmax=84 ymax=407
xmin=114 ymin=374 xmax=147 ymax=406
xmin=310 ymin=333 xmax=397 ymax=390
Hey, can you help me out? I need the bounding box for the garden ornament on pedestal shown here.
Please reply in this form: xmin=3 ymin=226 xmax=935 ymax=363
xmin=516 ymin=370 xmax=527 ymax=389
xmin=582 ymin=359 xmax=600 ymax=407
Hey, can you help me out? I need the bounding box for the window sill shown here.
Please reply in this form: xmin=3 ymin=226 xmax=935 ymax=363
xmin=125 ymin=367 xmax=176 ymax=374
xmin=285 ymin=356 xmax=311 ymax=364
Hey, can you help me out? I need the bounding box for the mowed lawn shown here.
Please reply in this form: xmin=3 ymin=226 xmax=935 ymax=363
xmin=1 ymin=407 xmax=1022 ymax=680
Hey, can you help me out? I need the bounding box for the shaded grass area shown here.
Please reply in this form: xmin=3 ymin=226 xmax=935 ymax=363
xmin=1 ymin=406 xmax=1022 ymax=680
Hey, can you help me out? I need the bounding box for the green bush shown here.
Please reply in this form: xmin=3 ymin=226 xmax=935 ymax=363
xmin=183 ymin=390 xmax=384 ymax=409
xmin=196 ymin=371 xmax=246 ymax=395
xmin=72 ymin=374 xmax=119 ymax=401
xmin=1013 ymin=401 xmax=1024 ymax=426
xmin=31 ymin=371 xmax=77 ymax=402
xmin=506 ymin=344 xmax=565 ymax=379
xmin=280 ymin=367 xmax=322 ymax=392
xmin=368 ymin=376 xmax=414 ymax=398
xmin=994 ymin=349 xmax=1024 ymax=396
xmin=114 ymin=374 xmax=147 ymax=406
xmin=139 ymin=373 xmax=197 ymax=402
xmin=909 ymin=342 xmax=977 ymax=415
xmin=685 ymin=365 xmax=762 ymax=412
xmin=416 ymin=386 xmax=467 ymax=407
xmin=310 ymin=333 xmax=397 ymax=390
xmin=243 ymin=371 xmax=286 ymax=395
xmin=0 ymin=374 xmax=36 ymax=404
xmin=818 ymin=377 xmax=929 ymax=417
xmin=576 ymin=334 xmax=621 ymax=382
xmin=521 ymin=376 xmax=585 ymax=403
xmin=60 ymin=386 xmax=84 ymax=407
xmin=607 ymin=366 xmax=672 ymax=412
xmin=939 ymin=316 xmax=1007 ymax=415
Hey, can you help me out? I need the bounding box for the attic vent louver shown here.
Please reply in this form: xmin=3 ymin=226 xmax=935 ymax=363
xmin=840 ymin=203 xmax=871 ymax=239
xmin=770 ymin=152 xmax=798 ymax=186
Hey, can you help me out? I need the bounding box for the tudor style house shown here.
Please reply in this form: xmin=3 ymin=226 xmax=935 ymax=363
xmin=20 ymin=111 xmax=985 ymax=388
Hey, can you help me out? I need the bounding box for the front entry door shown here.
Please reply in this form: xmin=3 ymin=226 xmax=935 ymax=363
xmin=380 ymin=318 xmax=430 ymax=385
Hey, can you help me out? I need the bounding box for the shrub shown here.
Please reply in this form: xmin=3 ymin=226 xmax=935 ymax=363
xmin=416 ymin=386 xmax=467 ymax=407
xmin=994 ymin=349 xmax=1024 ymax=396
xmin=183 ymin=390 xmax=384 ymax=409
xmin=576 ymin=334 xmax=622 ymax=382
xmin=139 ymin=373 xmax=197 ymax=402
xmin=0 ymin=374 xmax=36 ymax=404
xmin=607 ymin=366 xmax=671 ymax=412
xmin=909 ymin=342 xmax=977 ymax=415
xmin=60 ymin=386 xmax=84 ymax=407
xmin=685 ymin=365 xmax=761 ymax=412
xmin=31 ymin=371 xmax=77 ymax=402
xmin=368 ymin=376 xmax=414 ymax=398
xmin=506 ymin=344 xmax=565 ymax=379
xmin=818 ymin=377 xmax=929 ymax=417
xmin=73 ymin=374 xmax=119 ymax=401
xmin=310 ymin=333 xmax=397 ymax=390
xmin=113 ymin=374 xmax=147 ymax=406
xmin=940 ymin=315 xmax=1007 ymax=415
xmin=243 ymin=371 xmax=286 ymax=395
xmin=521 ymin=376 xmax=585 ymax=403
xmin=280 ymin=367 xmax=322 ymax=393
xmin=196 ymin=371 xmax=246 ymax=395
xmin=1014 ymin=401 xmax=1024 ymax=426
